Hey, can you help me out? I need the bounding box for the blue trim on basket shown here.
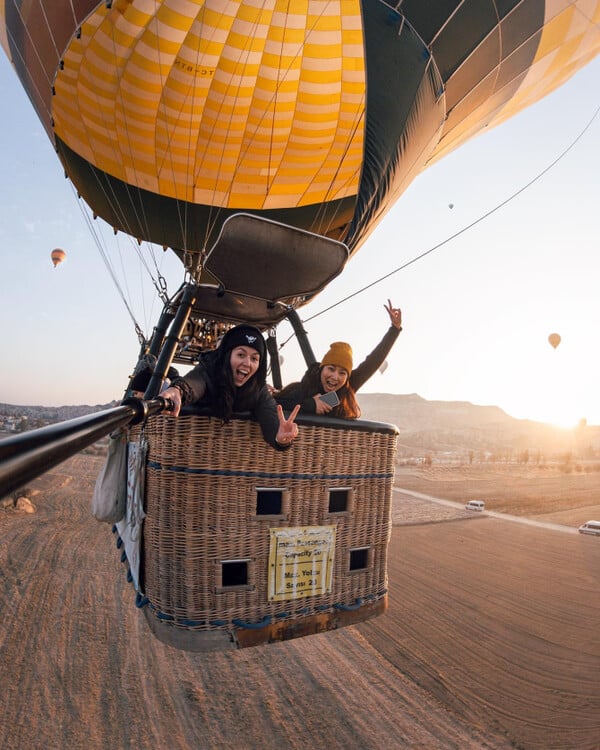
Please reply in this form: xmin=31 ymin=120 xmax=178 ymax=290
xmin=147 ymin=460 xmax=393 ymax=481
xmin=179 ymin=618 xmax=206 ymax=627
xmin=232 ymin=615 xmax=272 ymax=629
xmin=156 ymin=611 xmax=175 ymax=621
xmin=135 ymin=593 xmax=149 ymax=609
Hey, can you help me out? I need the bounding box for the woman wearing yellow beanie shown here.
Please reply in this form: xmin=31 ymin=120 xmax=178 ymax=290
xmin=276 ymin=300 xmax=402 ymax=419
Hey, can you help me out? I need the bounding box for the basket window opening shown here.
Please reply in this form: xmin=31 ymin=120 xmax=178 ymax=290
xmin=328 ymin=488 xmax=353 ymax=514
xmin=255 ymin=488 xmax=289 ymax=518
xmin=349 ymin=547 xmax=370 ymax=572
xmin=221 ymin=560 xmax=249 ymax=587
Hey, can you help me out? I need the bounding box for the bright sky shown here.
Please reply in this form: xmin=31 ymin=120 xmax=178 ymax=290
xmin=1 ymin=53 xmax=599 ymax=428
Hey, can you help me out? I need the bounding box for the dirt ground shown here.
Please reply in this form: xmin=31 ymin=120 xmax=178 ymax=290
xmin=1 ymin=457 xmax=599 ymax=750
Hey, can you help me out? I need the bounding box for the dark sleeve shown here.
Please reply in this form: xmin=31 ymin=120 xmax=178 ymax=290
xmin=275 ymin=383 xmax=316 ymax=415
xmin=349 ymin=326 xmax=401 ymax=392
xmin=253 ymin=386 xmax=293 ymax=451
xmin=170 ymin=365 xmax=208 ymax=406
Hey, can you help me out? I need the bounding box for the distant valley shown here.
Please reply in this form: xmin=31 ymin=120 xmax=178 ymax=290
xmin=2 ymin=394 xmax=599 ymax=462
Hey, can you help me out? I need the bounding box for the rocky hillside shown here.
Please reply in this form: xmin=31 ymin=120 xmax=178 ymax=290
xmin=358 ymin=393 xmax=600 ymax=460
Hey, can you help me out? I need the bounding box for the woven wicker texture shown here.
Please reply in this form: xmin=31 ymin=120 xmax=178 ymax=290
xmin=136 ymin=415 xmax=397 ymax=630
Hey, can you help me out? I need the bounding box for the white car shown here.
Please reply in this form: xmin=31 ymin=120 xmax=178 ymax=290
xmin=578 ymin=520 xmax=600 ymax=536
xmin=465 ymin=500 xmax=485 ymax=512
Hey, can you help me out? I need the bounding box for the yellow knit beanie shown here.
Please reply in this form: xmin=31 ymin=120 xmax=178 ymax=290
xmin=321 ymin=342 xmax=353 ymax=374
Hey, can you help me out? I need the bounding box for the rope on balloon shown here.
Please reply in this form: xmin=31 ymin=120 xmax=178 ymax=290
xmin=71 ymin=183 xmax=173 ymax=346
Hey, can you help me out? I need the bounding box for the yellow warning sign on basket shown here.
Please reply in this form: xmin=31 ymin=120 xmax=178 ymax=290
xmin=268 ymin=525 xmax=336 ymax=601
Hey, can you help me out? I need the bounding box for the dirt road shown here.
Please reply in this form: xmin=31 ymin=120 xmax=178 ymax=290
xmin=1 ymin=456 xmax=598 ymax=749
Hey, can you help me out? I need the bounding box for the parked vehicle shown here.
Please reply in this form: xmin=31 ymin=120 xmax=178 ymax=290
xmin=578 ymin=520 xmax=600 ymax=536
xmin=465 ymin=500 xmax=485 ymax=512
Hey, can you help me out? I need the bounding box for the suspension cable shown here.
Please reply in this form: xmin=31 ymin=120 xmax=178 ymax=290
xmin=295 ymin=101 xmax=600 ymax=330
xmin=72 ymin=187 xmax=150 ymax=345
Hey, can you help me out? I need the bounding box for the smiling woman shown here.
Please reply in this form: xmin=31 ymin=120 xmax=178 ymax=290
xmin=160 ymin=324 xmax=300 ymax=450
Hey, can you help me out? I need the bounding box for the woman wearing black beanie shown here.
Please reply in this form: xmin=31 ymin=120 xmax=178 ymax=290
xmin=161 ymin=325 xmax=299 ymax=450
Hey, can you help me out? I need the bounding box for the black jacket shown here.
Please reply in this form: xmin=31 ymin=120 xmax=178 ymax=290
xmin=172 ymin=351 xmax=287 ymax=451
xmin=277 ymin=326 xmax=400 ymax=416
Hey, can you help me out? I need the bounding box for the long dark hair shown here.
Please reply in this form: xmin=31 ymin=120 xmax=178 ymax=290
xmin=202 ymin=326 xmax=267 ymax=422
xmin=279 ymin=362 xmax=361 ymax=419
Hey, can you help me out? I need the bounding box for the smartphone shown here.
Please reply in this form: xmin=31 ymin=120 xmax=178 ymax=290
xmin=319 ymin=390 xmax=340 ymax=407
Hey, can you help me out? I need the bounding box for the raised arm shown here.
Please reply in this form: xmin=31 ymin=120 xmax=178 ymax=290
xmin=349 ymin=300 xmax=403 ymax=392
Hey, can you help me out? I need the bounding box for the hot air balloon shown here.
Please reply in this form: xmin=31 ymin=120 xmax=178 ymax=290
xmin=548 ymin=333 xmax=561 ymax=349
xmin=50 ymin=248 xmax=66 ymax=268
xmin=1 ymin=1 xmax=598 ymax=267
xmin=2 ymin=2 xmax=598 ymax=653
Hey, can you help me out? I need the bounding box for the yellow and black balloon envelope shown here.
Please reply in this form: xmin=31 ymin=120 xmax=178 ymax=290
xmin=2 ymin=1 xmax=599 ymax=268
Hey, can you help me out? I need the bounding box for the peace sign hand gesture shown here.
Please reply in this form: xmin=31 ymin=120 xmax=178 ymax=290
xmin=276 ymin=404 xmax=300 ymax=447
xmin=384 ymin=299 xmax=402 ymax=330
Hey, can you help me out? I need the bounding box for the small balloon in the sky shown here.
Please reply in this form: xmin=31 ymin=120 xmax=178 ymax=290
xmin=51 ymin=248 xmax=67 ymax=268
xmin=448 ymin=203 xmax=454 ymax=209
xmin=548 ymin=332 xmax=561 ymax=349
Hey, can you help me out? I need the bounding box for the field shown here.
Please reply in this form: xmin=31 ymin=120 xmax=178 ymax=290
xmin=394 ymin=463 xmax=600 ymax=525
xmin=1 ymin=456 xmax=599 ymax=749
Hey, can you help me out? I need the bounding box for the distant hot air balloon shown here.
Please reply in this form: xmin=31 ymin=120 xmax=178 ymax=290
xmin=448 ymin=203 xmax=454 ymax=209
xmin=548 ymin=333 xmax=561 ymax=350
xmin=50 ymin=248 xmax=66 ymax=268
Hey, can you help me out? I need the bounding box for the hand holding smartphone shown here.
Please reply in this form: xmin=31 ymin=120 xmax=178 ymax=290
xmin=318 ymin=390 xmax=340 ymax=407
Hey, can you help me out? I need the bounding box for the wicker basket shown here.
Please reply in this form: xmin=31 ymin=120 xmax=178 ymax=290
xmin=127 ymin=412 xmax=397 ymax=650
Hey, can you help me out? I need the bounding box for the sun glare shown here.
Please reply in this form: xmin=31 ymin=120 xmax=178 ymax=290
xmin=503 ymin=399 xmax=585 ymax=430
xmin=501 ymin=360 xmax=594 ymax=429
